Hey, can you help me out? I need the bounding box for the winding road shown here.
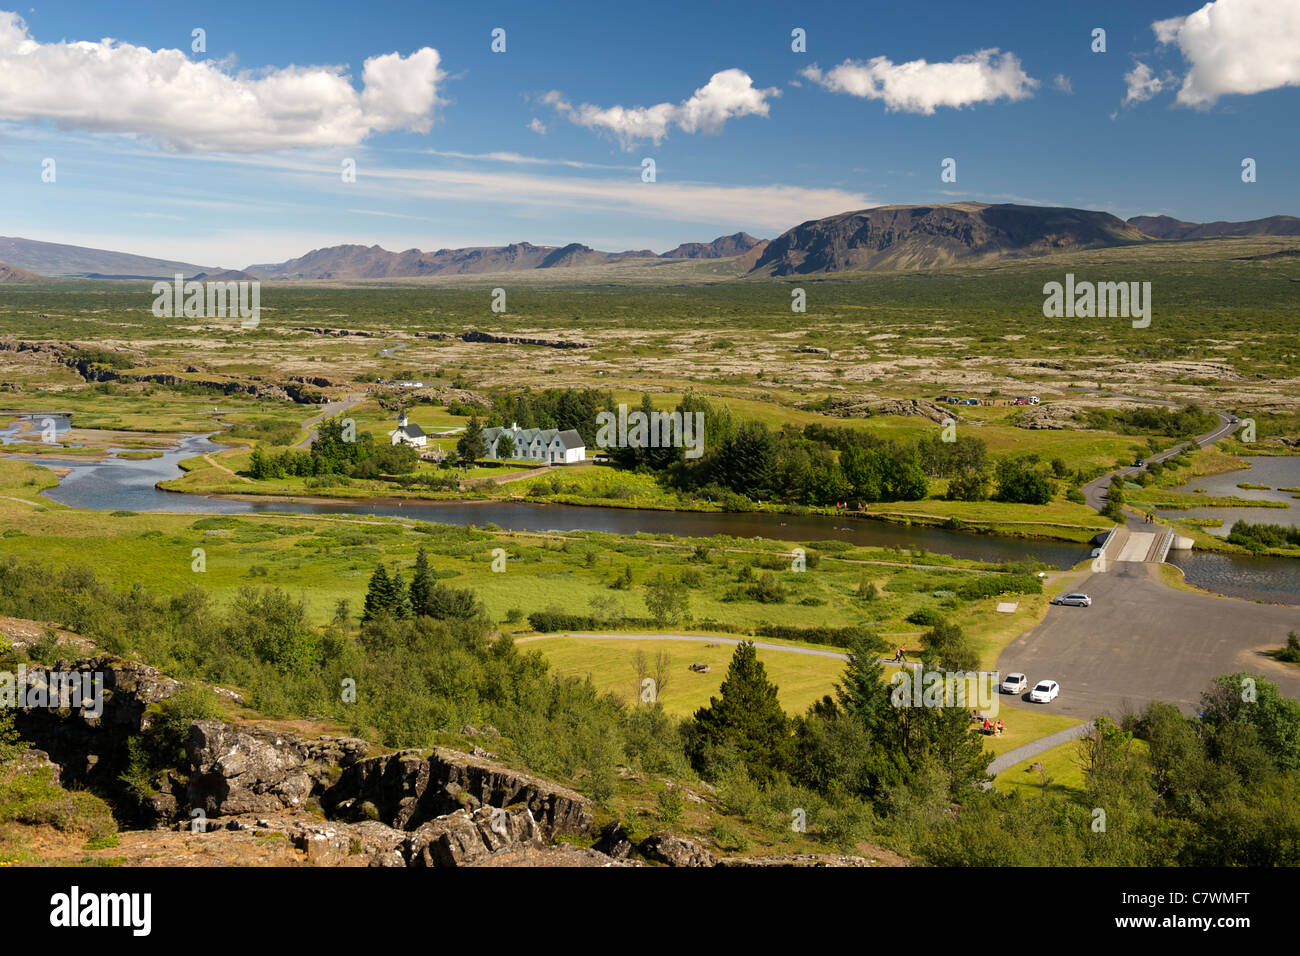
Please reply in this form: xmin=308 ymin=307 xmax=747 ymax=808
xmin=1002 ymin=405 xmax=1299 ymax=725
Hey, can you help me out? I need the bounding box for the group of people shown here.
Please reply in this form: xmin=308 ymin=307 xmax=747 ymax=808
xmin=974 ymin=713 xmax=1005 ymax=736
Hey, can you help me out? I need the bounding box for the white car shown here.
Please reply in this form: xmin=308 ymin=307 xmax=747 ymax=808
xmin=1030 ymin=680 xmax=1060 ymax=704
xmin=1052 ymin=592 xmax=1093 ymax=607
xmin=1001 ymin=673 xmax=1028 ymax=695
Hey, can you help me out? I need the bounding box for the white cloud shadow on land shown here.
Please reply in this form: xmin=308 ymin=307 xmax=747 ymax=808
xmin=1153 ymin=0 xmax=1300 ymax=107
xmin=0 ymin=11 xmax=442 ymax=151
xmin=801 ymin=48 xmax=1037 ymax=114
xmin=542 ymin=69 xmax=780 ymax=149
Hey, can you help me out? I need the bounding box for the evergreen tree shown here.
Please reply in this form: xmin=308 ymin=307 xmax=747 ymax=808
xmin=362 ymin=564 xmax=393 ymax=623
xmin=409 ymin=547 xmax=435 ymax=618
xmin=689 ymin=641 xmax=790 ymax=782
xmin=390 ymin=569 xmax=413 ymax=620
xmin=457 ymin=415 xmax=487 ymax=465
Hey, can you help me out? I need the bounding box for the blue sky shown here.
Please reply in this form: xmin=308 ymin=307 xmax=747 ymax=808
xmin=0 ymin=0 xmax=1297 ymax=268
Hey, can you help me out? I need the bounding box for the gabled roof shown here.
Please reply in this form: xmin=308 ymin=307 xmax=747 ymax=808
xmin=395 ymin=423 xmax=426 ymax=438
xmin=557 ymin=429 xmax=584 ymax=449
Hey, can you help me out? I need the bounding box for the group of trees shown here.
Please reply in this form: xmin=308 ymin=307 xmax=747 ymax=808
xmin=581 ymin=391 xmax=1066 ymax=509
xmin=247 ymin=417 xmax=418 ymax=481
xmin=485 ymin=387 xmax=613 ymax=448
xmin=1227 ymin=520 xmax=1300 ymax=552
xmin=1079 ymin=403 xmax=1218 ymax=438
xmin=3 ymin=553 xmax=1298 ymax=863
xmin=361 ymin=548 xmax=481 ymax=622
xmin=685 ymin=633 xmax=990 ymax=807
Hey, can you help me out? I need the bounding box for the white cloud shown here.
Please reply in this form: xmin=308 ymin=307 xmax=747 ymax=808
xmin=527 ymin=117 xmax=547 ymax=135
xmin=801 ymin=48 xmax=1037 ymax=114
xmin=543 ymin=69 xmax=779 ymax=148
xmin=0 ymin=11 xmax=442 ymax=151
xmin=1053 ymin=74 xmax=1073 ymax=94
xmin=1123 ymin=62 xmax=1169 ymax=105
xmin=1153 ymin=0 xmax=1300 ymax=107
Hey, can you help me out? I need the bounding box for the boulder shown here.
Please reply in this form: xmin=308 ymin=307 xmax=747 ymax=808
xmin=186 ymin=721 xmax=314 ymax=817
xmin=640 ymin=832 xmax=716 ymax=867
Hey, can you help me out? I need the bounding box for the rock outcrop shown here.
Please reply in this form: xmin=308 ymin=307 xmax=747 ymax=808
xmin=323 ymin=747 xmax=593 ymax=839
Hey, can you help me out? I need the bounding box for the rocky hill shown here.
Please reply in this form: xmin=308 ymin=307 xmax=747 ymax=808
xmin=747 ymin=203 xmax=1146 ymax=275
xmin=0 ymin=236 xmax=213 ymax=278
xmin=0 ymin=261 xmax=39 ymax=281
xmin=660 ymin=232 xmax=764 ymax=259
xmin=1127 ymin=213 xmax=1300 ymax=240
xmin=5 ymin=651 xmax=883 ymax=867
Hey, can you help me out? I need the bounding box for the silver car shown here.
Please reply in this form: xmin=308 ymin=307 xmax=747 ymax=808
xmin=1051 ymin=592 xmax=1093 ymax=607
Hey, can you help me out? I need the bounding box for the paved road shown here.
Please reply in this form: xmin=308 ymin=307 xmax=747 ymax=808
xmin=1082 ymin=406 xmax=1236 ymax=519
xmin=998 ymin=561 xmax=1300 ymax=720
xmin=987 ymin=721 xmax=1095 ymax=776
xmin=293 ymin=392 xmax=365 ymax=450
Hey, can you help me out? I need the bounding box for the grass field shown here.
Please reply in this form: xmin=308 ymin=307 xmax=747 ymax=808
xmin=515 ymin=635 xmax=847 ymax=717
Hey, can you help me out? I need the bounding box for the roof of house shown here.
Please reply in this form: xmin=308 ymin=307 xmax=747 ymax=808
xmin=483 ymin=425 xmax=584 ymax=450
xmin=394 ymin=423 xmax=426 ymax=438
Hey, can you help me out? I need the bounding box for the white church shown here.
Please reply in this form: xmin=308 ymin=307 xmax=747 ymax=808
xmin=388 ymin=411 xmax=428 ymax=448
xmin=482 ymin=422 xmax=585 ymax=464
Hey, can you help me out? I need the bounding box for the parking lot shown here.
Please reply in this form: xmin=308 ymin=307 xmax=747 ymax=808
xmin=998 ymin=561 xmax=1300 ymax=719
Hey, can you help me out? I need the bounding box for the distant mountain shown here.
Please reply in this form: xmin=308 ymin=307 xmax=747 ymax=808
xmin=748 ymin=203 xmax=1146 ymax=276
xmin=245 ymin=241 xmax=662 ymax=280
xmin=1128 ymin=214 xmax=1300 ymax=240
xmin=0 ymin=261 xmax=39 ymax=281
xmin=245 ymin=233 xmax=773 ymax=280
xmin=660 ymin=232 xmax=763 ymax=259
xmin=191 ymin=268 xmax=258 ymax=282
xmin=0 ymin=236 xmax=213 ymax=278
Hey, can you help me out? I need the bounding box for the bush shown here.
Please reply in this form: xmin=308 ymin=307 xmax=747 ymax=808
xmin=657 ymin=787 xmax=685 ymax=824
xmin=527 ymin=609 xmax=598 ymax=632
xmin=906 ymin=607 xmax=945 ymax=627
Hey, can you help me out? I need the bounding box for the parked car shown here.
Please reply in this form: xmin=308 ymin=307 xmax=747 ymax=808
xmin=1051 ymin=592 xmax=1093 ymax=607
xmin=1030 ymin=680 xmax=1060 ymax=703
xmin=1134 ymin=458 xmax=1145 ymax=467
xmin=1001 ymin=673 xmax=1028 ymax=695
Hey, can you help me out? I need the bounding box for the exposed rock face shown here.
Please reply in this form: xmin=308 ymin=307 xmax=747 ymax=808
xmin=716 ymin=854 xmax=873 ymax=867
xmin=187 ymin=721 xmax=316 ymax=817
xmin=817 ymin=396 xmax=953 ymax=424
xmin=12 ymin=656 xmax=181 ymax=798
xmin=640 ymin=832 xmax=716 ymax=867
xmin=421 ymin=330 xmax=589 ymax=349
xmin=660 ymin=232 xmax=763 ymax=260
xmin=323 ymin=747 xmax=593 ymax=839
xmin=406 ymin=805 xmax=543 ymax=867
xmin=751 ymin=203 xmax=1143 ymax=275
xmin=1013 ymin=403 xmax=1080 ymax=430
xmin=594 ymin=821 xmax=633 ymax=860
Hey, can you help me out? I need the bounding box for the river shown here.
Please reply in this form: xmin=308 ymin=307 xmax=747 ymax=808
xmin=4 ymin=426 xmax=1298 ymax=603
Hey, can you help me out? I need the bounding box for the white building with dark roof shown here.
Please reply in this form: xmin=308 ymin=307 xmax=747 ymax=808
xmin=482 ymin=422 xmax=585 ymax=464
xmin=389 ymin=412 xmax=427 ymax=448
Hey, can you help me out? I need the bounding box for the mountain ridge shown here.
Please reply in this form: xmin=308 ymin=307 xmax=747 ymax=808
xmin=6 ymin=208 xmax=1298 ymax=280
